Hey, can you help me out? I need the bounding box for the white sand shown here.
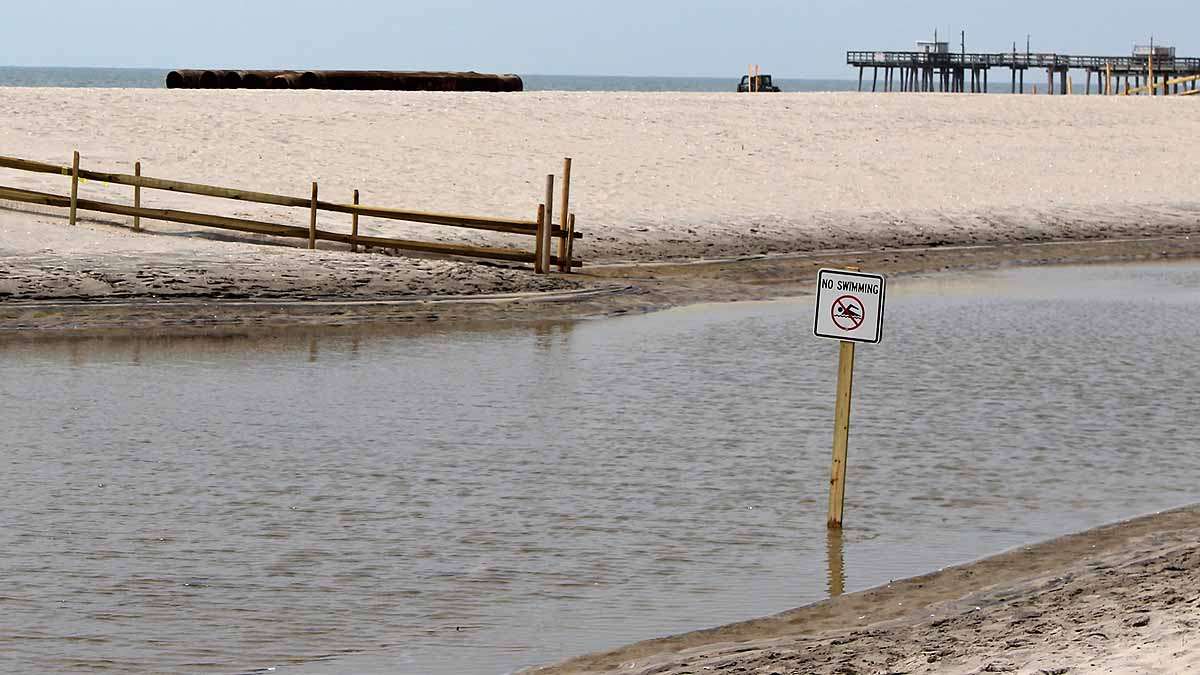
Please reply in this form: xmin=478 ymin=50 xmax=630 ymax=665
xmin=3 ymin=89 xmax=1200 ymax=262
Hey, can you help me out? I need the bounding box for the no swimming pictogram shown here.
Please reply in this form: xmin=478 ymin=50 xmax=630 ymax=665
xmin=831 ymin=295 xmax=865 ymax=332
xmin=814 ymin=269 xmax=886 ymax=344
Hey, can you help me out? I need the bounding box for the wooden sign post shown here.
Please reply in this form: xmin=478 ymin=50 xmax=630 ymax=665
xmin=814 ymin=267 xmax=887 ymax=529
xmin=828 ymin=340 xmax=856 ymax=527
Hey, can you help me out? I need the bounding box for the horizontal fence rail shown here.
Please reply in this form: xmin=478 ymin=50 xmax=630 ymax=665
xmin=0 ymin=153 xmax=582 ymax=271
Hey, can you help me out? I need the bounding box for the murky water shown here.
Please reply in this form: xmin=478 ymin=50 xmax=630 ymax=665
xmin=2 ymin=262 xmax=1198 ymax=674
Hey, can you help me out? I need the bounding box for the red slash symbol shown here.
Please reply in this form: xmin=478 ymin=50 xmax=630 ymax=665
xmin=831 ymin=295 xmax=865 ymax=331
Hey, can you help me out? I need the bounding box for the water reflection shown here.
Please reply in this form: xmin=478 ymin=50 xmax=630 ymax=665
xmin=826 ymin=529 xmax=845 ymax=598
xmin=0 ymin=319 xmax=582 ymax=367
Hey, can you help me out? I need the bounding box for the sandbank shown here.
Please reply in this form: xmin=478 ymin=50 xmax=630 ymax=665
xmin=533 ymin=506 xmax=1200 ymax=674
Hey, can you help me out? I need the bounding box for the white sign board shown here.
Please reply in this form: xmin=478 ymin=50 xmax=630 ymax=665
xmin=814 ymin=269 xmax=886 ymax=344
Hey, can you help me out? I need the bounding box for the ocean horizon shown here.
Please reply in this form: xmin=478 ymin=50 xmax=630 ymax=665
xmin=0 ymin=66 xmax=858 ymax=92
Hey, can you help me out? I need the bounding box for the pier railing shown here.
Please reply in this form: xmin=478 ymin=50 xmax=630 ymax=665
xmin=0 ymin=152 xmax=582 ymax=273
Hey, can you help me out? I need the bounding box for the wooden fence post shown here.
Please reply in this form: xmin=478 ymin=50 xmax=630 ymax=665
xmin=133 ymin=161 xmax=142 ymax=232
xmin=565 ymin=213 xmax=576 ymax=271
xmin=543 ymin=174 xmax=554 ymax=273
xmin=69 ymin=151 xmax=80 ymax=226
xmin=351 ymin=189 xmax=359 ymax=252
xmin=1149 ymin=49 xmax=1154 ymax=97
xmin=309 ymin=182 xmax=318 ymax=250
xmin=557 ymin=157 xmax=572 ymax=272
xmin=534 ymin=204 xmax=546 ymax=274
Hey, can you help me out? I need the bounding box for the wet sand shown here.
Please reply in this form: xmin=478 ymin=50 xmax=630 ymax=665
xmin=1 ymin=232 xmax=1197 ymax=338
xmin=532 ymin=506 xmax=1200 ymax=674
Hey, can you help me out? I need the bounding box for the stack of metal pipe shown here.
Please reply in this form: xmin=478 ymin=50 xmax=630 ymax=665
xmin=165 ymin=70 xmax=523 ymax=91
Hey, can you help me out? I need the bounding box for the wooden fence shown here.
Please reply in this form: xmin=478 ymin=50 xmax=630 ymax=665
xmin=1121 ymin=72 xmax=1200 ymax=96
xmin=0 ymin=152 xmax=582 ymax=273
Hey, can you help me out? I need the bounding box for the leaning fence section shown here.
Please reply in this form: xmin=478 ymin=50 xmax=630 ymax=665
xmin=0 ymin=152 xmax=582 ymax=273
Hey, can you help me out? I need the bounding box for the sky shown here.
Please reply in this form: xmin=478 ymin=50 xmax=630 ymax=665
xmin=2 ymin=0 xmax=1197 ymax=78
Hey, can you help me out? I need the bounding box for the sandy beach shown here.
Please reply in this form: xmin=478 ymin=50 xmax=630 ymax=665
xmin=2 ymin=89 xmax=1200 ymax=261
xmin=2 ymin=89 xmax=1200 ymax=335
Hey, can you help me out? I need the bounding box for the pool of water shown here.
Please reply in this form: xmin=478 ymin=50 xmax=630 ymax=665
xmin=1 ymin=261 xmax=1198 ymax=674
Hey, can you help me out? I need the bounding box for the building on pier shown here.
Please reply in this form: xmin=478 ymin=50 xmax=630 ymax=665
xmin=1134 ymin=44 xmax=1175 ymax=59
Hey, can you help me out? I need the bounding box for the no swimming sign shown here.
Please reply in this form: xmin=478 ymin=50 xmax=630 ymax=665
xmin=816 ymin=267 xmax=886 ymax=528
xmin=814 ymin=269 xmax=886 ymax=344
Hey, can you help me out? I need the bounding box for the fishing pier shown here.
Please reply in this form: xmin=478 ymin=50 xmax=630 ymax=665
xmin=849 ymin=41 xmax=1200 ymax=96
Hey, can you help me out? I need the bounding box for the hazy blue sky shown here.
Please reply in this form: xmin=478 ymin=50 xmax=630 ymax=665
xmin=3 ymin=0 xmax=1196 ymax=78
